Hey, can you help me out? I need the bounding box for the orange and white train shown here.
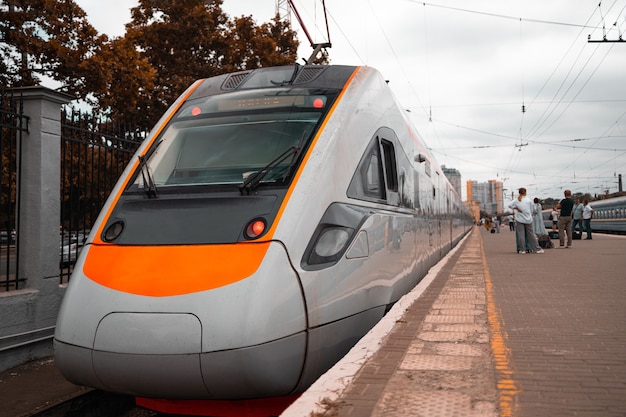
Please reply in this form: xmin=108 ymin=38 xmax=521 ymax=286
xmin=54 ymin=64 xmax=472 ymax=415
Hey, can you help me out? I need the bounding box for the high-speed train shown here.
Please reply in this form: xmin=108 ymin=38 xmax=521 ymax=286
xmin=54 ymin=65 xmax=472 ymax=414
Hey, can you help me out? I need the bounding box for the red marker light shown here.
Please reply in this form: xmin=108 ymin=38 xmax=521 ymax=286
xmin=313 ymin=98 xmax=325 ymax=108
xmin=191 ymin=106 xmax=202 ymax=116
xmin=246 ymin=219 xmax=266 ymax=239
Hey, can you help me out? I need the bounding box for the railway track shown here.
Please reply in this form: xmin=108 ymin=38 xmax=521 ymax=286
xmin=29 ymin=390 xmax=292 ymax=417
xmin=30 ymin=390 xmax=161 ymax=417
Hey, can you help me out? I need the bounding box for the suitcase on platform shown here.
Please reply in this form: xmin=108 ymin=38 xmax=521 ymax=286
xmin=572 ymin=230 xmax=582 ymax=240
xmin=538 ymin=235 xmax=553 ymax=249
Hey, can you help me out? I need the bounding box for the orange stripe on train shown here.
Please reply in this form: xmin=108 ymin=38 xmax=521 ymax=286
xmin=83 ymin=243 xmax=269 ymax=297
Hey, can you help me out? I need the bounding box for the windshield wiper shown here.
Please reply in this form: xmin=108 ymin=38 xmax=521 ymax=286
xmin=281 ymin=130 xmax=307 ymax=180
xmin=137 ymin=140 xmax=162 ymax=198
xmin=239 ymin=145 xmax=300 ymax=195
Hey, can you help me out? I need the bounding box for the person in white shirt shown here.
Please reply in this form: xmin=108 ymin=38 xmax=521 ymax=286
xmin=508 ymin=187 xmax=544 ymax=254
xmin=572 ymin=198 xmax=584 ymax=233
xmin=582 ymin=199 xmax=594 ymax=240
xmin=532 ymin=197 xmax=545 ymax=236
xmin=551 ymin=206 xmax=559 ymax=231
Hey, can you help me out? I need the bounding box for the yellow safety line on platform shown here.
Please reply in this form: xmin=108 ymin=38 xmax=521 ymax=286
xmin=478 ymin=231 xmax=520 ymax=417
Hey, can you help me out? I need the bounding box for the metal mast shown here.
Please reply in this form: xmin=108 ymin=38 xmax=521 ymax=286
xmin=282 ymin=0 xmax=332 ymax=64
xmin=276 ymin=0 xmax=291 ymax=25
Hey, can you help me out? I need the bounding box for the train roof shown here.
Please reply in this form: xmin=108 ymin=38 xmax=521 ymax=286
xmin=188 ymin=65 xmax=360 ymax=100
xmin=589 ymin=195 xmax=626 ymax=208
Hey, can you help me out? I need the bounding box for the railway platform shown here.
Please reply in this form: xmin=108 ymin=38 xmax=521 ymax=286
xmin=282 ymin=226 xmax=626 ymax=417
xmin=1 ymin=227 xmax=625 ymax=417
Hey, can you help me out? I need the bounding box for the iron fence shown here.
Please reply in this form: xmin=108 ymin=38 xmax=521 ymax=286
xmin=60 ymin=110 xmax=144 ymax=283
xmin=1 ymin=97 xmax=145 ymax=290
xmin=0 ymin=90 xmax=27 ymax=291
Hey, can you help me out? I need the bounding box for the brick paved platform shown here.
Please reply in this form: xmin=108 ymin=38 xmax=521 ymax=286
xmin=282 ymin=227 xmax=626 ymax=417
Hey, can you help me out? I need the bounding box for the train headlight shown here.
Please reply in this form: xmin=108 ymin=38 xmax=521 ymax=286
xmin=302 ymin=203 xmax=371 ymax=270
xmin=307 ymin=226 xmax=354 ymax=266
xmin=314 ymin=227 xmax=352 ymax=257
xmin=103 ymin=221 xmax=124 ymax=242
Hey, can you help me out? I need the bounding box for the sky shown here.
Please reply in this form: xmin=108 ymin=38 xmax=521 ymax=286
xmin=73 ymin=0 xmax=626 ymax=202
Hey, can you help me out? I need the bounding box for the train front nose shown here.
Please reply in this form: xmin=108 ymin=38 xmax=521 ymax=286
xmin=90 ymin=312 xmax=209 ymax=398
xmin=54 ymin=242 xmax=307 ymax=399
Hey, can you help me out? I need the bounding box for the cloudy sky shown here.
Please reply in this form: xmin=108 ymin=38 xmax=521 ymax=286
xmin=74 ymin=0 xmax=626 ymax=202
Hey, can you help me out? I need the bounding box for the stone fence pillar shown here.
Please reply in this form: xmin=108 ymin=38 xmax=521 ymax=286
xmin=0 ymin=86 xmax=73 ymax=371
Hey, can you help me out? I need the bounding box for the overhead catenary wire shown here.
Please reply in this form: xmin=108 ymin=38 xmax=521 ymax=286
xmin=529 ymin=43 xmax=615 ymax=140
xmin=522 ymin=4 xmax=599 ymax=140
xmin=523 ymin=1 xmax=622 ymax=142
xmin=315 ymin=0 xmax=626 ymax=197
xmin=421 ymin=0 xmax=624 ymax=195
xmin=478 ymin=1 xmax=625 ymax=194
xmin=406 ymin=0 xmax=598 ymax=29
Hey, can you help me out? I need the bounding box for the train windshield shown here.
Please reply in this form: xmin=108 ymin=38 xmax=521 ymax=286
xmin=129 ymin=88 xmax=335 ymax=192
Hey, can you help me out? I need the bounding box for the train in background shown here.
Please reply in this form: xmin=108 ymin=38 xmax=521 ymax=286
xmin=53 ymin=64 xmax=472 ymax=416
xmin=542 ymin=196 xmax=626 ymax=235
xmin=587 ymin=195 xmax=626 ymax=234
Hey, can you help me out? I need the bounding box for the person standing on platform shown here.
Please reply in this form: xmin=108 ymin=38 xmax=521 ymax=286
xmin=532 ymin=198 xmax=545 ymax=236
xmin=493 ymin=215 xmax=501 ymax=233
xmin=507 ymin=214 xmax=515 ymax=231
xmin=572 ymin=198 xmax=584 ymax=233
xmin=582 ymin=199 xmax=594 ymax=240
xmin=508 ymin=187 xmax=544 ymax=254
xmin=551 ymin=206 xmax=559 ymax=231
xmin=556 ymin=189 xmax=574 ymax=248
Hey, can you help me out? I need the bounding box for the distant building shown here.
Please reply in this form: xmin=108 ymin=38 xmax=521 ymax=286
xmin=442 ymin=165 xmax=462 ymax=198
xmin=466 ymin=179 xmax=503 ymax=215
xmin=464 ymin=200 xmax=481 ymax=223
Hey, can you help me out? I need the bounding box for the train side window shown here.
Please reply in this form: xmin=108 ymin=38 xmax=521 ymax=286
xmin=414 ymin=171 xmax=421 ymax=210
xmin=364 ymin=152 xmax=385 ymax=198
xmin=398 ymin=171 xmax=406 ymax=207
xmin=347 ymin=129 xmax=405 ymax=205
xmin=348 ymin=136 xmax=386 ymax=202
xmin=381 ymin=139 xmax=398 ymax=192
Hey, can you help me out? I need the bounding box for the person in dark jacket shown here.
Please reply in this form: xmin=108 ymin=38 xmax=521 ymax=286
xmin=556 ymin=189 xmax=574 ymax=248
